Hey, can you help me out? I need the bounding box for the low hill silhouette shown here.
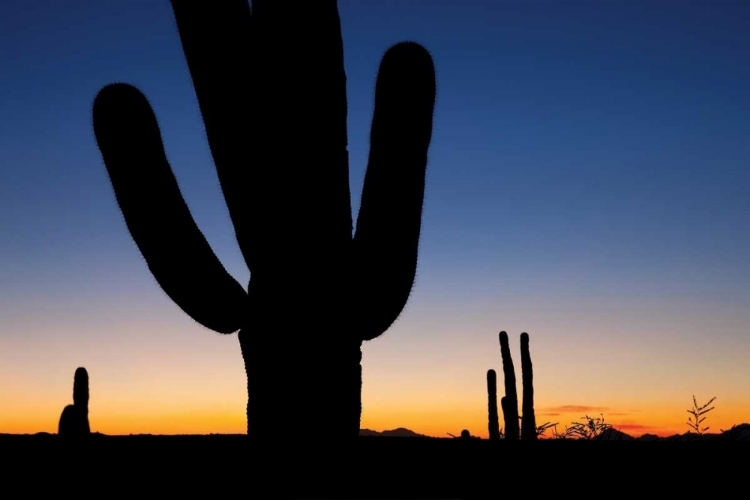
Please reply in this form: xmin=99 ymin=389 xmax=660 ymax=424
xmin=557 ymin=422 xmax=750 ymax=441
xmin=359 ymin=427 xmax=429 ymax=437
xmin=2 ymin=422 xmax=748 ymax=441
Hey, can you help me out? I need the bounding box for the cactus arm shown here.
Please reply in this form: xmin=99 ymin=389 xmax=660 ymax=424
xmin=93 ymin=84 xmax=247 ymax=334
xmin=73 ymin=367 xmax=88 ymax=409
xmin=352 ymin=42 xmax=436 ymax=341
xmin=168 ymin=1 xmax=258 ymax=267
xmin=170 ymin=1 xmax=353 ymax=274
xmin=73 ymin=367 xmax=91 ymax=435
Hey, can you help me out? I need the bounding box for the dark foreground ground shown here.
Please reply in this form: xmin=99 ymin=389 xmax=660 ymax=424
xmin=1 ymin=434 xmax=747 ymax=497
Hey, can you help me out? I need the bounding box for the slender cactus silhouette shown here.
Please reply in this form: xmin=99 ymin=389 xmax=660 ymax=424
xmin=496 ymin=331 xmax=537 ymax=440
xmin=58 ymin=367 xmax=90 ymax=438
xmin=486 ymin=369 xmax=501 ymax=440
xmin=498 ymin=331 xmax=520 ymax=440
xmin=519 ymin=332 xmax=537 ymax=440
xmin=92 ymin=1 xmax=436 ymax=440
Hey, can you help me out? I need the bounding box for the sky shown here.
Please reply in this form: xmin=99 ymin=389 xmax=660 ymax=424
xmin=1 ymin=0 xmax=749 ymax=438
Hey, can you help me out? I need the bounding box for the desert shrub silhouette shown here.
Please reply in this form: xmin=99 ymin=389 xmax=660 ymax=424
xmin=58 ymin=367 xmax=90 ymax=438
xmin=92 ymin=1 xmax=436 ymax=440
xmin=551 ymin=414 xmax=613 ymax=440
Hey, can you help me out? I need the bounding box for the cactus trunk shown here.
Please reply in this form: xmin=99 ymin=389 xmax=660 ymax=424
xmin=520 ymin=332 xmax=537 ymax=440
xmin=240 ymin=328 xmax=363 ymax=439
xmin=487 ymin=369 xmax=501 ymax=440
xmin=499 ymin=331 xmax=519 ymax=440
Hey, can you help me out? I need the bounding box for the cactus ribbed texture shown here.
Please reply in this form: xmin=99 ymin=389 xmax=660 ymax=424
xmin=520 ymin=332 xmax=537 ymax=440
xmin=499 ymin=331 xmax=519 ymax=440
xmin=58 ymin=367 xmax=90 ymax=438
xmin=92 ymin=1 xmax=436 ymax=441
xmin=487 ymin=369 xmax=500 ymax=440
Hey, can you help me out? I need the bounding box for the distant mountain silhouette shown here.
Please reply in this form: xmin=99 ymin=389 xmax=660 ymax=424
xmin=598 ymin=427 xmax=635 ymax=440
xmin=636 ymin=433 xmax=660 ymax=441
xmin=359 ymin=427 xmax=429 ymax=438
xmin=553 ymin=422 xmax=750 ymax=441
xmin=2 ymin=423 xmax=749 ymax=441
xmin=661 ymin=423 xmax=750 ymax=441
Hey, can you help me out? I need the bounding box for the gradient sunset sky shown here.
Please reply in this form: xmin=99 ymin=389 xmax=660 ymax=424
xmin=2 ymin=0 xmax=749 ymax=438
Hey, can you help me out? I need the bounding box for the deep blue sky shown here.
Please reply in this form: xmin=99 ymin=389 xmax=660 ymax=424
xmin=2 ymin=1 xmax=750 ymax=436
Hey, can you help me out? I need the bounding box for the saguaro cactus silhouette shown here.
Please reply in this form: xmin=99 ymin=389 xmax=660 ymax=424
xmin=519 ymin=332 xmax=537 ymax=440
xmin=487 ymin=369 xmax=501 ymax=440
xmin=499 ymin=331 xmax=520 ymax=440
xmin=497 ymin=331 xmax=537 ymax=440
xmin=58 ymin=367 xmax=90 ymax=438
xmin=92 ymin=1 xmax=436 ymax=440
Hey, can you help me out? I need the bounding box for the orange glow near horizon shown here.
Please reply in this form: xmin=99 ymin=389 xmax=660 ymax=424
xmin=2 ymin=309 xmax=750 ymax=439
xmin=360 ymin=402 xmax=750 ymax=439
xmin=3 ymin=397 xmax=748 ymax=438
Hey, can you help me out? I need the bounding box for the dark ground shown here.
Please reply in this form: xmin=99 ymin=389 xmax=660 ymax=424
xmin=1 ymin=434 xmax=746 ymax=497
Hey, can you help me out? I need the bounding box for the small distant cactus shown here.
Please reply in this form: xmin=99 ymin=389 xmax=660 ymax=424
xmin=58 ymin=367 xmax=90 ymax=438
xmin=486 ymin=369 xmax=501 ymax=440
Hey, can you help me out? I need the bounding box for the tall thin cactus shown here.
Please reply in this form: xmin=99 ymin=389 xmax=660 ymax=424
xmin=487 ymin=369 xmax=501 ymax=440
xmin=520 ymin=332 xmax=537 ymax=440
xmin=499 ymin=331 xmax=519 ymax=440
xmin=495 ymin=331 xmax=537 ymax=440
xmin=92 ymin=1 xmax=436 ymax=440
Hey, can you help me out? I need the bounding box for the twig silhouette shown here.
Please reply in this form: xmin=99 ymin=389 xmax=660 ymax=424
xmin=534 ymin=421 xmax=557 ymax=438
xmin=686 ymin=395 xmax=716 ymax=435
xmin=551 ymin=414 xmax=612 ymax=440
